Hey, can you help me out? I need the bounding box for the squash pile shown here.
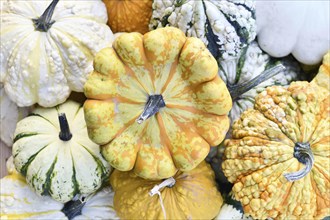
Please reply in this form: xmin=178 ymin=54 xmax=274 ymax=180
xmin=1 ymin=0 xmax=329 ymax=220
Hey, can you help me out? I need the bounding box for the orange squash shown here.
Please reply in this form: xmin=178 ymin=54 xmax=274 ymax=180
xmin=222 ymin=81 xmax=330 ymax=219
xmin=103 ymin=0 xmax=152 ymax=34
xmin=110 ymin=161 xmax=222 ymax=220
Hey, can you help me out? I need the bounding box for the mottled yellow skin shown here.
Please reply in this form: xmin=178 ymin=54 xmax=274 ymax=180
xmin=110 ymin=161 xmax=222 ymax=220
xmin=84 ymin=27 xmax=232 ymax=179
xmin=312 ymin=51 xmax=330 ymax=97
xmin=222 ymin=82 xmax=330 ymax=219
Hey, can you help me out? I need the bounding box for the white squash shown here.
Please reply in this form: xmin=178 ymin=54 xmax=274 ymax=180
xmin=256 ymin=1 xmax=330 ymax=65
xmin=149 ymin=0 xmax=256 ymax=61
xmin=0 ymin=157 xmax=67 ymax=219
xmin=0 ymin=0 xmax=114 ymax=107
xmin=13 ymin=100 xmax=111 ymax=203
xmin=62 ymin=186 xmax=119 ymax=220
xmin=0 ymin=83 xmax=30 ymax=146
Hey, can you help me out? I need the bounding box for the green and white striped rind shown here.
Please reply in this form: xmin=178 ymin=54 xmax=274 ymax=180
xmin=218 ymin=41 xmax=302 ymax=125
xmin=149 ymin=0 xmax=256 ymax=61
xmin=0 ymin=157 xmax=67 ymax=219
xmin=12 ymin=100 xmax=111 ymax=203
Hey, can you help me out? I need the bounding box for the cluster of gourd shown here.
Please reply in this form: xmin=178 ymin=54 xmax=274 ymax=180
xmin=0 ymin=0 xmax=329 ymax=220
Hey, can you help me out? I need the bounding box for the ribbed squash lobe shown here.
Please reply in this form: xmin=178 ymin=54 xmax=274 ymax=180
xmin=84 ymin=27 xmax=232 ymax=179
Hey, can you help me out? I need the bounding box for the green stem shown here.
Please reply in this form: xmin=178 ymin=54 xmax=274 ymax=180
xmin=32 ymin=0 xmax=59 ymax=32
xmin=284 ymin=142 xmax=314 ymax=182
xmin=228 ymin=64 xmax=285 ymax=101
xmin=136 ymin=95 xmax=165 ymax=124
xmin=58 ymin=113 xmax=72 ymax=141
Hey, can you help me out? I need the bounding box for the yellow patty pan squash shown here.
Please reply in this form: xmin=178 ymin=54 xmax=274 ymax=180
xmin=222 ymin=81 xmax=330 ymax=219
xmin=84 ymin=27 xmax=232 ymax=180
xmin=110 ymin=161 xmax=222 ymax=220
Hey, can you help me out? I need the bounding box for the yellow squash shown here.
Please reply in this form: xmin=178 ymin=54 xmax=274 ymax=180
xmin=222 ymin=81 xmax=330 ymax=219
xmin=84 ymin=27 xmax=232 ymax=179
xmin=110 ymin=161 xmax=222 ymax=220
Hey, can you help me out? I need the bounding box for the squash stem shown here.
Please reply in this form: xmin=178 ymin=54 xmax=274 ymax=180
xmin=284 ymin=142 xmax=314 ymax=182
xmin=149 ymin=177 xmax=176 ymax=220
xmin=136 ymin=95 xmax=165 ymax=124
xmin=58 ymin=113 xmax=72 ymax=141
xmin=32 ymin=0 xmax=59 ymax=32
xmin=62 ymin=195 xmax=87 ymax=219
xmin=228 ymin=64 xmax=285 ymax=101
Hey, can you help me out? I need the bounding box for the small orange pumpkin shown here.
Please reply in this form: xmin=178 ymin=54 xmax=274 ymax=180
xmin=103 ymin=0 xmax=152 ymax=34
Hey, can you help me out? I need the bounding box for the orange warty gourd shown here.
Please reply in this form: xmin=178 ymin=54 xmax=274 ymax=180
xmin=83 ymin=27 xmax=232 ymax=180
xmin=110 ymin=161 xmax=223 ymax=220
xmin=222 ymin=81 xmax=330 ymax=219
xmin=103 ymin=0 xmax=152 ymax=34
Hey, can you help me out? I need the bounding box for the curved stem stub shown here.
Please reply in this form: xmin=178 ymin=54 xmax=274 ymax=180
xmin=32 ymin=0 xmax=59 ymax=32
xmin=136 ymin=94 xmax=165 ymax=124
xmin=58 ymin=113 xmax=72 ymax=141
xmin=284 ymin=142 xmax=314 ymax=182
xmin=228 ymin=64 xmax=285 ymax=101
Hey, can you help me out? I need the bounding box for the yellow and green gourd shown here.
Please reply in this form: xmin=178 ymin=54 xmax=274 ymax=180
xmin=83 ymin=27 xmax=232 ymax=180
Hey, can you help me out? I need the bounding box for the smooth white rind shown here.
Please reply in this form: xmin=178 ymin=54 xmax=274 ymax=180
xmin=256 ymin=1 xmax=330 ymax=65
xmin=73 ymin=187 xmax=119 ymax=220
xmin=0 ymin=84 xmax=30 ymax=146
